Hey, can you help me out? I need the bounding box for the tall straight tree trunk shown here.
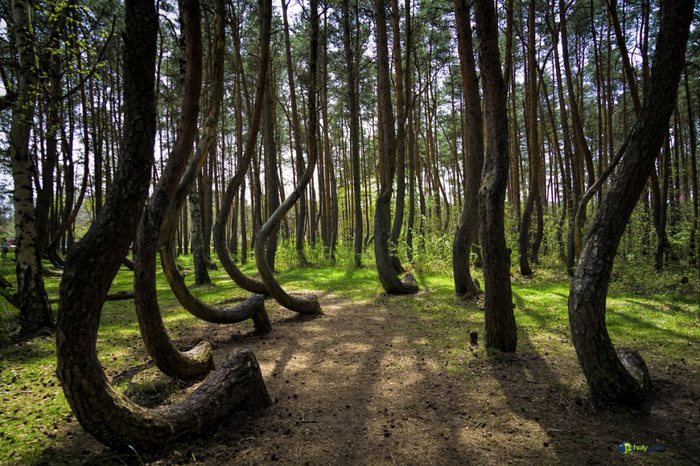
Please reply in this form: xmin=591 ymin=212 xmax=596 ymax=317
xmin=342 ymin=0 xmax=362 ymax=268
xmin=10 ymin=0 xmax=53 ymax=336
xmin=452 ymin=0 xmax=483 ymax=298
xmin=190 ymin=177 xmax=212 ymax=285
xmin=655 ymin=137 xmax=672 ymax=270
xmin=373 ymin=0 xmax=418 ymax=295
xmin=568 ymin=0 xmax=692 ymax=408
xmin=263 ymin=75 xmax=280 ymax=271
xmin=321 ymin=14 xmax=337 ymax=262
xmin=35 ymin=7 xmax=67 ymax=260
xmin=518 ymin=0 xmax=541 ymax=277
xmin=560 ymin=0 xmax=592 ymax=254
xmin=474 ymin=0 xmax=517 ymax=352
xmin=280 ymin=0 xmax=310 ymax=267
xmin=388 ymin=0 xmax=406 ymax=273
xmin=684 ymin=72 xmax=699 ymax=271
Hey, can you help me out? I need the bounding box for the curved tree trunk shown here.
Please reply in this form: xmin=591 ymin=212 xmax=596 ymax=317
xmin=56 ymin=0 xmax=270 ymax=450
xmin=474 ymin=0 xmax=517 ymax=352
xmin=567 ymin=0 xmax=642 ymax=274
xmin=212 ymin=0 xmax=272 ymax=296
xmin=133 ymin=0 xmax=264 ymax=380
xmin=254 ymin=0 xmax=322 ymax=315
xmin=10 ymin=0 xmax=53 ymax=336
xmin=452 ymin=0 xmax=483 ymax=298
xmin=568 ymin=0 xmax=692 ymax=408
xmin=154 ymin=2 xmax=271 ymax=339
xmin=373 ymin=0 xmax=418 ymax=295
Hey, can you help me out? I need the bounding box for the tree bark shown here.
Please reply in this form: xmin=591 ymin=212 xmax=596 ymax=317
xmin=684 ymin=71 xmax=699 ymax=273
xmin=373 ymin=0 xmax=418 ymax=295
xmin=56 ymin=0 xmax=270 ymax=449
xmin=388 ymin=0 xmax=407 ymax=274
xmin=280 ymin=0 xmax=310 ymax=267
xmin=10 ymin=0 xmax=53 ymax=336
xmin=212 ymin=0 xmax=272 ymax=296
xmin=474 ymin=0 xmax=517 ymax=352
xmin=452 ymin=0 xmax=483 ymax=298
xmin=263 ymin=75 xmax=280 ymax=271
xmin=568 ymin=0 xmax=692 ymax=408
xmin=254 ymin=0 xmax=322 ymax=315
xmin=518 ymin=0 xmax=542 ymax=277
xmin=190 ymin=185 xmax=212 ymax=285
xmin=342 ymin=0 xmax=363 ymax=268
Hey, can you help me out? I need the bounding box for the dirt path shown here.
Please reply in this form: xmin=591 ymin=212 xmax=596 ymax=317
xmin=39 ymin=292 xmax=699 ymax=465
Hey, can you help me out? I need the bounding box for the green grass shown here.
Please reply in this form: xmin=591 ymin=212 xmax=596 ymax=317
xmin=0 ymin=252 xmax=698 ymax=464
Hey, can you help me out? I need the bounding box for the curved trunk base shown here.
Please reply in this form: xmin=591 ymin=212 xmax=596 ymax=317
xmin=58 ymin=343 xmax=270 ymax=451
xmin=161 ymin=242 xmax=271 ymax=333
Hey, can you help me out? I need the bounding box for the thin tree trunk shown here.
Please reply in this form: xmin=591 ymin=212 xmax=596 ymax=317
xmin=684 ymin=71 xmax=699 ymax=271
xmin=263 ymin=74 xmax=279 ymax=271
xmin=519 ymin=0 xmax=542 ymax=277
xmin=342 ymin=0 xmax=362 ymax=268
xmin=280 ymin=0 xmax=310 ymax=267
xmin=388 ymin=0 xmax=406 ymax=274
xmin=190 ymin=178 xmax=212 ymax=285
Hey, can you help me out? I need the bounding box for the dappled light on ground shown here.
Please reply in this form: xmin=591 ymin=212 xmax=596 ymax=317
xmin=2 ymin=262 xmax=698 ymax=464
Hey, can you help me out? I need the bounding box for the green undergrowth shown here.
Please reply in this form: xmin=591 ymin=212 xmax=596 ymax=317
xmin=0 ymin=253 xmax=698 ymax=464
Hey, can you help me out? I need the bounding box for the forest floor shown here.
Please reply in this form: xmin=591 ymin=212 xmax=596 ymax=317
xmin=1 ymin=255 xmax=699 ymax=465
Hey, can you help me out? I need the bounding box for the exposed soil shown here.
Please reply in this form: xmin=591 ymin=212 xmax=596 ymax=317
xmin=36 ymin=292 xmax=699 ymax=465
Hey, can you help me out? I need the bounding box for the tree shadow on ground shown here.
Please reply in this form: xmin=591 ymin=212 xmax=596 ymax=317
xmin=491 ymin=326 xmax=700 ymax=464
xmin=32 ymin=288 xmax=700 ymax=465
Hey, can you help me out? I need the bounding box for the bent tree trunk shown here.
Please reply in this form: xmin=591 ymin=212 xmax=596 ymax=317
xmin=156 ymin=0 xmax=269 ymax=333
xmin=254 ymin=0 xmax=322 ymax=315
xmin=212 ymin=0 xmax=271 ymax=296
xmin=133 ymin=0 xmax=213 ymax=380
xmin=10 ymin=0 xmax=53 ymax=336
xmin=568 ymin=0 xmax=692 ymax=407
xmin=56 ymin=0 xmax=269 ymax=450
xmin=452 ymin=0 xmax=483 ymax=298
xmin=474 ymin=0 xmax=516 ymax=352
xmin=134 ymin=0 xmax=269 ymax=380
xmin=373 ymin=0 xmax=418 ymax=295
